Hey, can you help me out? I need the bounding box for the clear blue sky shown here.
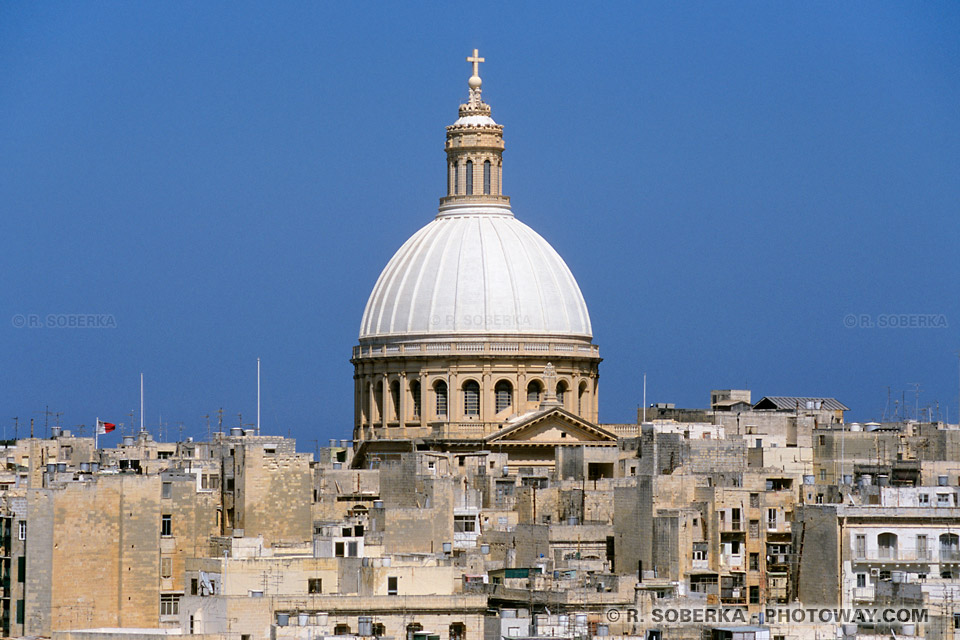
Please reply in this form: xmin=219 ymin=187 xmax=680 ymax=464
xmin=2 ymin=3 xmax=959 ymax=445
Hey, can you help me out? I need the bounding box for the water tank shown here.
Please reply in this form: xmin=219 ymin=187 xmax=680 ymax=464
xmin=80 ymin=462 xmax=90 ymax=472
xmin=122 ymin=435 xmax=135 ymax=446
xmin=568 ymin=517 xmax=579 ymax=525
xmin=902 ymin=623 xmax=916 ymax=636
xmin=892 ymin=571 xmax=903 ymax=583
xmin=373 ymin=500 xmax=384 ymax=509
xmin=230 ymin=427 xmax=243 ymax=436
xmin=46 ymin=463 xmax=56 ymax=474
xmin=57 ymin=463 xmax=66 ymax=473
xmin=358 ymin=617 xmax=373 ymax=636
xmin=51 ymin=426 xmax=62 ymax=438
xmin=861 ymin=474 xmax=873 ymax=486
xmin=938 ymin=476 xmax=948 ymax=487
xmin=843 ymin=475 xmax=853 ymax=485
xmin=276 ymin=613 xmax=289 ymax=627
xmin=442 ymin=542 xmax=452 ymax=553
xmin=803 ymin=475 xmax=815 ymax=485
xmin=481 ymin=544 xmax=490 ymax=555
xmin=243 ymin=429 xmax=256 ymax=437
xmin=90 ymin=462 xmax=99 ymax=472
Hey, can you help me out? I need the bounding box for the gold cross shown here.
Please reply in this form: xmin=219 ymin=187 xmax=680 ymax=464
xmin=467 ymin=49 xmax=484 ymax=77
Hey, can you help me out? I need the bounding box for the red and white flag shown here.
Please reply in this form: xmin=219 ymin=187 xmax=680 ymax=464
xmin=96 ymin=419 xmax=116 ymax=435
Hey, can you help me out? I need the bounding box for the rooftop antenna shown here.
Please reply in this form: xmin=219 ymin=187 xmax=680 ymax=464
xmin=9 ymin=417 xmax=17 ymax=442
xmin=642 ymin=373 xmax=647 ymax=424
xmin=30 ymin=418 xmax=34 ymax=439
xmin=217 ymin=407 xmax=223 ymax=434
xmin=203 ymin=414 xmax=211 ymax=442
xmin=909 ymin=382 xmax=921 ymax=421
xmin=257 ymin=357 xmax=261 ymax=436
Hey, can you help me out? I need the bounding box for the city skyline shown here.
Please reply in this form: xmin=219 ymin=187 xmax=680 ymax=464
xmin=3 ymin=3 xmax=960 ymax=445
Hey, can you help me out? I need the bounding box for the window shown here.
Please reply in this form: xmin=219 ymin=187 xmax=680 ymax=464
xmin=818 ymin=435 xmax=826 ymax=446
xmin=390 ymin=380 xmax=401 ymax=422
xmin=334 ymin=625 xmax=351 ymax=636
xmin=373 ymin=623 xmax=386 ymax=637
xmin=17 ymin=556 xmax=25 ymax=582
xmin=348 ymin=541 xmax=358 ymax=557
xmin=162 ymin=482 xmax=172 ymax=499
xmin=201 ymin=474 xmax=220 ymax=490
xmin=451 ymin=622 xmax=467 ymax=640
xmin=526 ymin=381 xmax=542 ymax=403
xmin=749 ymin=553 xmax=759 ymax=571
xmin=578 ymin=382 xmax=587 ymax=415
xmin=463 ymin=381 xmax=480 ymax=417
xmin=938 ymin=493 xmax=951 ymax=506
xmin=495 ymin=380 xmax=512 ymax=413
xmin=466 ymin=160 xmax=473 ymax=194
xmin=387 ymin=576 xmax=398 ymax=595
xmin=435 ymin=381 xmax=448 ymax=418
xmin=411 ymin=380 xmax=421 ymax=419
xmin=18 ymin=521 xmax=26 ymax=541
xmin=161 ymin=557 xmax=172 ymax=578
xmin=308 ymin=578 xmax=322 ymax=594
xmin=454 ymin=515 xmax=476 ymax=533
xmin=917 ymin=534 xmax=928 ymax=560
xmin=750 ymin=493 xmax=759 ymax=508
xmin=556 ymin=382 xmax=567 ymax=405
xmin=160 ymin=593 xmax=181 ymax=617
xmin=16 ymin=600 xmax=24 ymax=625
xmin=483 ymin=160 xmax=491 ymax=195
xmin=692 ymin=542 xmax=708 ymax=561
xmin=878 ymin=532 xmax=898 ymax=560
xmin=749 ymin=585 xmax=760 ymax=604
xmin=454 ymin=163 xmax=459 ymax=195
xmin=335 ymin=542 xmax=345 ymax=557
xmin=940 ymin=533 xmax=959 ymax=562
xmin=855 ymin=534 xmax=866 ymax=558
xmin=819 ymin=469 xmax=827 ymax=481
xmin=749 ymin=520 xmax=759 ymax=538
xmin=856 ymin=573 xmax=866 ymax=588
xmin=767 ymin=508 xmax=777 ymax=530
xmin=161 ymin=514 xmax=172 ymax=537
xmin=191 ymin=578 xmax=198 ymax=595
xmin=919 ymin=493 xmax=930 ymax=505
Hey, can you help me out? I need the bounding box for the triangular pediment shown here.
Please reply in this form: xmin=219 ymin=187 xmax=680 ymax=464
xmin=485 ymin=407 xmax=617 ymax=445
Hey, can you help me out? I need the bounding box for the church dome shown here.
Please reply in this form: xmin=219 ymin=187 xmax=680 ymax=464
xmin=359 ymin=204 xmax=592 ymax=341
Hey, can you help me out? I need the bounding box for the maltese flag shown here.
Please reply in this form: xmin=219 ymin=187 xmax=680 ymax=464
xmin=96 ymin=419 xmax=116 ymax=435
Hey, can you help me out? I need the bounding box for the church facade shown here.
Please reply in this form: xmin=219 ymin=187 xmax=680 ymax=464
xmin=351 ymin=51 xmax=606 ymax=465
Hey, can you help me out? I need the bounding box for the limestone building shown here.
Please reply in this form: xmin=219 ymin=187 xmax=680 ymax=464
xmin=351 ymin=51 xmax=601 ymax=455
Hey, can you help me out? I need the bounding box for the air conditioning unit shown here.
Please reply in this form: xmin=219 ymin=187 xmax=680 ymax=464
xmin=870 ymin=568 xmax=880 ymax=577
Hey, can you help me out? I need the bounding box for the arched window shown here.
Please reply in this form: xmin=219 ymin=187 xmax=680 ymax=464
xmin=450 ymin=623 xmax=466 ymax=640
xmin=578 ymin=381 xmax=588 ymax=415
xmin=372 ymin=623 xmax=386 ymax=637
xmin=407 ymin=624 xmax=423 ymax=640
xmin=374 ymin=381 xmax=384 ymax=422
xmin=878 ymin=532 xmax=898 ymax=559
xmin=435 ymin=381 xmax=448 ymax=418
xmin=390 ymin=380 xmax=400 ymax=422
xmin=483 ymin=160 xmax=491 ymax=195
xmin=466 ymin=160 xmax=474 ymax=194
xmin=556 ymin=381 xmax=568 ymax=406
xmin=454 ymin=163 xmax=459 ymax=195
xmin=411 ymin=380 xmax=422 ymax=419
xmin=495 ymin=380 xmax=513 ymax=413
xmin=448 ymin=163 xmax=454 ymax=195
xmin=940 ymin=533 xmax=959 ymax=561
xmin=463 ymin=380 xmax=480 ymax=417
xmin=526 ymin=380 xmax=542 ymax=403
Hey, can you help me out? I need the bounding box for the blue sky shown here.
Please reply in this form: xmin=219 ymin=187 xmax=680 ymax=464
xmin=2 ymin=3 xmax=959 ymax=445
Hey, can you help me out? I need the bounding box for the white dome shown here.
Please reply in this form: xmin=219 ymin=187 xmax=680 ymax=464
xmin=360 ymin=205 xmax=592 ymax=341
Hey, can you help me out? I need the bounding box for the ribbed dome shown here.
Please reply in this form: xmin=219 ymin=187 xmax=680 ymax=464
xmin=360 ymin=206 xmax=592 ymax=341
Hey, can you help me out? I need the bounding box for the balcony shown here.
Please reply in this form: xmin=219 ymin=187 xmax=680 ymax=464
xmin=851 ymin=551 xmax=933 ymax=564
xmin=353 ymin=340 xmax=600 ymax=360
xmin=940 ymin=550 xmax=960 ymax=562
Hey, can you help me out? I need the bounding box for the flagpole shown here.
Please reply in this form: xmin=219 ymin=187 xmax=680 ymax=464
xmin=95 ymin=416 xmax=99 ymax=450
xmin=140 ymin=373 xmax=144 ymax=433
xmin=257 ymin=358 xmax=261 ymax=436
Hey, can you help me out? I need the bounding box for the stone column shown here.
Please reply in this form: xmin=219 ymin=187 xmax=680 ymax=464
xmin=399 ymin=371 xmax=408 ymax=435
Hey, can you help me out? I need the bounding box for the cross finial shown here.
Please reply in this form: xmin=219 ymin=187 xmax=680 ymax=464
xmin=467 ymin=49 xmax=484 ymax=78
